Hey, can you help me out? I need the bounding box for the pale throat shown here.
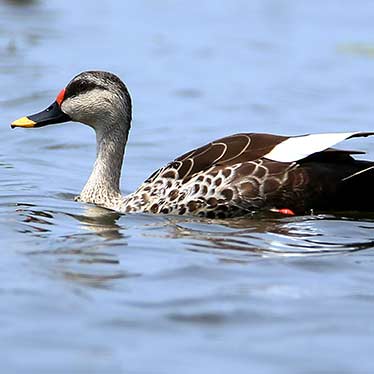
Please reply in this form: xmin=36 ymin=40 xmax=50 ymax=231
xmin=80 ymin=118 xmax=129 ymax=200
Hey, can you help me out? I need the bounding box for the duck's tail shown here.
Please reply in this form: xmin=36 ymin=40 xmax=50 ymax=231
xmin=337 ymin=161 xmax=374 ymax=211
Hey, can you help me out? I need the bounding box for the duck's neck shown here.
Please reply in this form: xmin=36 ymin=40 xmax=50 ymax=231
xmin=79 ymin=120 xmax=129 ymax=207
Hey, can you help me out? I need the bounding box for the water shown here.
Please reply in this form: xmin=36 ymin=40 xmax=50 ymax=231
xmin=1 ymin=1 xmax=374 ymax=373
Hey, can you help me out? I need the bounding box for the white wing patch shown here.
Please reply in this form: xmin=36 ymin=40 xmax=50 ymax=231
xmin=264 ymin=132 xmax=365 ymax=163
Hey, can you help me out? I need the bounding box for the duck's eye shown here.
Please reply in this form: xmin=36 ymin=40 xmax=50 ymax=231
xmin=65 ymin=79 xmax=97 ymax=98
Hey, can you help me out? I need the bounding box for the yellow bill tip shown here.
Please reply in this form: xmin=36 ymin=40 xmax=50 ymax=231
xmin=11 ymin=116 xmax=37 ymax=128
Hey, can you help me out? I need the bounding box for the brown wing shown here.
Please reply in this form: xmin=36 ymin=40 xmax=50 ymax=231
xmin=144 ymin=133 xmax=288 ymax=183
xmin=144 ymin=132 xmax=368 ymax=184
xmin=171 ymin=133 xmax=288 ymax=180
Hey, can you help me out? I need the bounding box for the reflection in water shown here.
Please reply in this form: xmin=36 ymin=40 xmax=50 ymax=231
xmin=16 ymin=204 xmax=53 ymax=234
xmin=15 ymin=201 xmax=137 ymax=288
xmin=162 ymin=214 xmax=374 ymax=256
xmin=17 ymin=201 xmax=124 ymax=240
xmin=13 ymin=195 xmax=374 ymax=295
xmin=16 ymin=199 xmax=374 ymax=260
xmin=67 ymin=205 xmax=124 ymax=240
xmin=61 ymin=268 xmax=140 ymax=289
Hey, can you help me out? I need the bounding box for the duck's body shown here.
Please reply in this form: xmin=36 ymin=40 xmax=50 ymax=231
xmin=11 ymin=71 xmax=374 ymax=217
xmin=120 ymin=134 xmax=374 ymax=217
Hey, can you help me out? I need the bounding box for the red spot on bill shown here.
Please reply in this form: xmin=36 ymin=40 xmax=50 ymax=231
xmin=56 ymin=88 xmax=66 ymax=106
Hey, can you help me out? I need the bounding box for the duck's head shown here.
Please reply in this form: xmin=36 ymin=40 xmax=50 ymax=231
xmin=11 ymin=71 xmax=132 ymax=131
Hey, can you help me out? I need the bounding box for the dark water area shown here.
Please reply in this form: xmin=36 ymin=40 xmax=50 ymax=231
xmin=0 ymin=1 xmax=374 ymax=373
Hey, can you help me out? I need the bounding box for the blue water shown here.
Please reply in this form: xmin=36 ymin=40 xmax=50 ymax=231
xmin=0 ymin=1 xmax=374 ymax=373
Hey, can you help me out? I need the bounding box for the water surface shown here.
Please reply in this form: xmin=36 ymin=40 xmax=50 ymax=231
xmin=1 ymin=1 xmax=374 ymax=373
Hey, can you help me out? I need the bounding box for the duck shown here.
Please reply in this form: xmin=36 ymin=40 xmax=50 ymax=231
xmin=11 ymin=71 xmax=374 ymax=218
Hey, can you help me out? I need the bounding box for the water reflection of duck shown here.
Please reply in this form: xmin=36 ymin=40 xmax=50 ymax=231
xmin=11 ymin=71 xmax=374 ymax=217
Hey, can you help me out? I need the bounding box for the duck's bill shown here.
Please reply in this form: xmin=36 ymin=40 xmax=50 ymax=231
xmin=11 ymin=101 xmax=71 ymax=129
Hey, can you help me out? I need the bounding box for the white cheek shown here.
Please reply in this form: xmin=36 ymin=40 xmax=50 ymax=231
xmin=61 ymin=93 xmax=99 ymax=124
xmin=60 ymin=99 xmax=78 ymax=119
xmin=58 ymin=87 xmax=130 ymax=132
